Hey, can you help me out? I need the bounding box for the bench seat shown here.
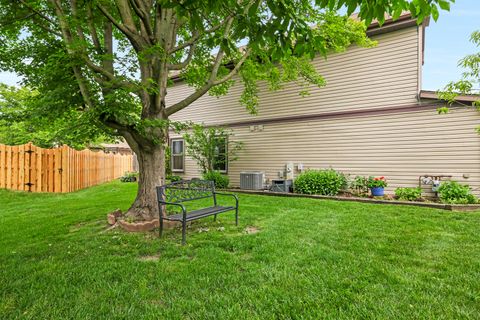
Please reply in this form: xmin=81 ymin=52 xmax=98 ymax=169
xmin=163 ymin=205 xmax=235 ymax=222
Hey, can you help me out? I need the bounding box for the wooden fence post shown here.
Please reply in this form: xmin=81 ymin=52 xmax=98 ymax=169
xmin=0 ymin=144 xmax=5 ymax=189
xmin=61 ymin=145 xmax=69 ymax=193
xmin=24 ymin=143 xmax=32 ymax=192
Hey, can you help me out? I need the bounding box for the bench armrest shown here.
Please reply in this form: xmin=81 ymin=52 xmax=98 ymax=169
xmin=214 ymin=192 xmax=239 ymax=208
xmin=158 ymin=201 xmax=187 ymax=220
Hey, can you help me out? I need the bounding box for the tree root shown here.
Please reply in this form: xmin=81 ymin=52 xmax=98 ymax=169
xmin=124 ymin=205 xmax=158 ymax=221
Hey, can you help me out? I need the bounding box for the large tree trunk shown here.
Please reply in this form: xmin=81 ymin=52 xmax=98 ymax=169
xmin=125 ymin=143 xmax=165 ymax=221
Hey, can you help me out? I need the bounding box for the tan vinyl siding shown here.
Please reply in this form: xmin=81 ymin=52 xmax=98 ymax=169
xmin=166 ymin=24 xmax=480 ymax=196
xmin=167 ymin=26 xmax=420 ymax=125
xmin=172 ymin=107 xmax=480 ymax=195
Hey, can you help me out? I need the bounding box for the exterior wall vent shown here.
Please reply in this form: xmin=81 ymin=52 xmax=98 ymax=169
xmin=240 ymin=172 xmax=264 ymax=190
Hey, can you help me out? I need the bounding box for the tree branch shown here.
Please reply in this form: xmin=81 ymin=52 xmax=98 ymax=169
xmin=86 ymin=3 xmax=102 ymax=54
xmin=202 ymin=15 xmax=234 ymax=83
xmin=128 ymin=0 xmax=153 ymax=42
xmin=212 ymin=48 xmax=251 ymax=85
xmin=69 ymin=0 xmax=86 ymax=43
xmin=97 ymin=3 xmax=144 ymax=51
xmin=100 ymin=117 xmax=141 ymax=153
xmin=209 ymin=16 xmax=234 ymax=82
xmin=115 ymin=0 xmax=139 ymax=34
xmin=103 ymin=21 xmax=114 ymax=75
xmin=49 ymin=0 xmax=94 ymax=109
xmin=83 ymin=57 xmax=138 ymax=91
xmin=165 ymin=84 xmax=212 ymax=117
xmin=17 ymin=0 xmax=62 ymax=37
xmin=31 ymin=16 xmax=62 ymax=37
xmin=168 ymin=15 xmax=234 ymax=54
xmin=164 ymin=16 xmax=247 ymax=117
xmin=50 ymin=0 xmax=138 ymax=98
xmin=167 ymin=43 xmax=196 ymax=70
xmin=19 ymin=0 xmax=56 ymax=25
xmin=165 ymin=48 xmax=251 ymax=116
xmin=210 ymin=49 xmax=226 ymax=82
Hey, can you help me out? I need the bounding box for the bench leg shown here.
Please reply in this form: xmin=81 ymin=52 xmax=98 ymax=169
xmin=182 ymin=221 xmax=187 ymax=245
xmin=213 ymin=214 xmax=217 ymax=222
xmin=235 ymin=207 xmax=239 ymax=226
xmin=159 ymin=217 xmax=163 ymax=238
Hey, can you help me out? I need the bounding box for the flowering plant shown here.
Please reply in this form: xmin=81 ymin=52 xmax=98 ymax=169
xmin=367 ymin=176 xmax=387 ymax=188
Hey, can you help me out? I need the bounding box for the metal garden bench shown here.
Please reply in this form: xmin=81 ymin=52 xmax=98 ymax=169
xmin=156 ymin=179 xmax=239 ymax=245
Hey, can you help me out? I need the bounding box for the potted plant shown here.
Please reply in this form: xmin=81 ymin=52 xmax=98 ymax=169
xmin=368 ymin=176 xmax=387 ymax=196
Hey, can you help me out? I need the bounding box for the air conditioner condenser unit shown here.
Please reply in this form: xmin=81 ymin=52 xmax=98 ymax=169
xmin=240 ymin=172 xmax=265 ymax=190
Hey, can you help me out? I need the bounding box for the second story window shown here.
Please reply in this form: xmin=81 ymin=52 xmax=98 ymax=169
xmin=171 ymin=139 xmax=184 ymax=172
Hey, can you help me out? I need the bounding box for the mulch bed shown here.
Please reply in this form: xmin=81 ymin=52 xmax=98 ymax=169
xmin=227 ymin=189 xmax=480 ymax=212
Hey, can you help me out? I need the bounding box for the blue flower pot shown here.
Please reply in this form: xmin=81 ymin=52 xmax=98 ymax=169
xmin=370 ymin=187 xmax=385 ymax=196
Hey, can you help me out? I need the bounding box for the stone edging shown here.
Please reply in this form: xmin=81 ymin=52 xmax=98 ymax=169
xmin=225 ymin=189 xmax=480 ymax=212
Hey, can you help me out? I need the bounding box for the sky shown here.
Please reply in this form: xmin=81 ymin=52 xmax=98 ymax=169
xmin=422 ymin=0 xmax=479 ymax=90
xmin=0 ymin=1 xmax=479 ymax=90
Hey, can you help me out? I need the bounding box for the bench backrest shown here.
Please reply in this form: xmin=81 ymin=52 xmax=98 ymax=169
xmin=156 ymin=179 xmax=216 ymax=204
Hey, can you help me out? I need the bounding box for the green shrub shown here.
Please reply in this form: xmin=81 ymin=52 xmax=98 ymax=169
xmin=294 ymin=169 xmax=347 ymax=196
xmin=120 ymin=172 xmax=138 ymax=183
xmin=395 ymin=187 xmax=422 ymax=201
xmin=203 ymin=171 xmax=229 ymax=189
xmin=437 ymin=181 xmax=478 ymax=204
xmin=166 ymin=175 xmax=182 ymax=182
xmin=350 ymin=176 xmax=369 ymax=196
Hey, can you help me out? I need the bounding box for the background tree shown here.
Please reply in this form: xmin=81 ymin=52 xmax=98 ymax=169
xmin=0 ymin=84 xmax=112 ymax=148
xmin=0 ymin=0 xmax=451 ymax=220
xmin=0 ymin=84 xmax=35 ymax=145
xmin=183 ymin=125 xmax=242 ymax=174
xmin=438 ymin=30 xmax=480 ymax=112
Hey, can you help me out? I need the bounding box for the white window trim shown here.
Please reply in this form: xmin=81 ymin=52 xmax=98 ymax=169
xmin=170 ymin=138 xmax=185 ymax=173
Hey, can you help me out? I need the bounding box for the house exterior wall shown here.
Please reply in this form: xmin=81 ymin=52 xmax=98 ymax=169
xmin=168 ymin=26 xmax=420 ymax=124
xmin=166 ymin=24 xmax=480 ymax=195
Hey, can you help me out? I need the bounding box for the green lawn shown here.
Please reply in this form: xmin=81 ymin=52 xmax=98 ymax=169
xmin=1 ymin=182 xmax=480 ymax=319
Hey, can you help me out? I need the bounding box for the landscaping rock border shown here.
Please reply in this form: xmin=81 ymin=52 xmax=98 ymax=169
xmin=107 ymin=209 xmax=123 ymax=225
xmin=227 ymin=189 xmax=480 ymax=212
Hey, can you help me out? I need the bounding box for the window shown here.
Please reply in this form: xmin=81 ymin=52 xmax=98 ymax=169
xmin=171 ymin=139 xmax=184 ymax=172
xmin=213 ymin=137 xmax=227 ymax=173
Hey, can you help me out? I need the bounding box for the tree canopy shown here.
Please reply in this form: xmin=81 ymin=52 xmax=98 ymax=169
xmin=0 ymin=84 xmax=113 ymax=148
xmin=0 ymin=0 xmax=453 ymax=219
xmin=0 ymin=1 xmax=452 ymax=136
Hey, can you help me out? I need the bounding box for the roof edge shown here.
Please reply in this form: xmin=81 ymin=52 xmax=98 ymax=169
xmin=420 ymin=90 xmax=480 ymax=104
xmin=366 ymin=13 xmax=419 ymax=36
xmin=170 ymin=13 xmax=421 ymax=83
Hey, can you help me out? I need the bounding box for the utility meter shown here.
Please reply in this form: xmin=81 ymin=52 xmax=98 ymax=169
xmin=286 ymin=162 xmax=294 ymax=180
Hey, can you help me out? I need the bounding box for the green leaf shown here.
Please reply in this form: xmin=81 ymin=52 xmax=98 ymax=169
xmin=346 ymin=2 xmax=357 ymax=17
xmin=438 ymin=0 xmax=451 ymax=11
xmin=431 ymin=5 xmax=439 ymax=21
xmin=392 ymin=7 xmax=403 ymax=20
xmin=437 ymin=107 xmax=450 ymax=114
xmin=409 ymin=2 xmax=418 ymax=15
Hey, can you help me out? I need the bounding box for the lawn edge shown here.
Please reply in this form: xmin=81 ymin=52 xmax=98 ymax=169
xmin=226 ymin=189 xmax=480 ymax=212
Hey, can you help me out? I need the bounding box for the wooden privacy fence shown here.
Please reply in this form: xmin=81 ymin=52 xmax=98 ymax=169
xmin=0 ymin=143 xmax=133 ymax=193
